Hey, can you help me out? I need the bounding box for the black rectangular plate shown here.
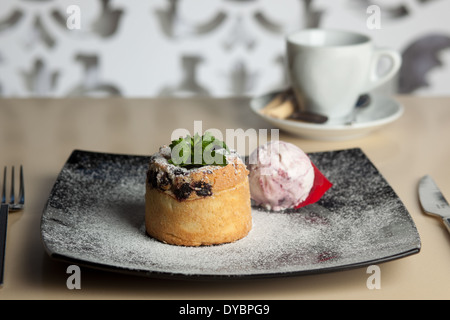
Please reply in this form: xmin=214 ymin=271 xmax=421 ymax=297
xmin=40 ymin=148 xmax=421 ymax=280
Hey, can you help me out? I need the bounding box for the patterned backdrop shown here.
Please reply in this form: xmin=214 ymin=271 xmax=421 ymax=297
xmin=0 ymin=0 xmax=449 ymax=97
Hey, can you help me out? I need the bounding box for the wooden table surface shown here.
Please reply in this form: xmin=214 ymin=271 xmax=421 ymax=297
xmin=0 ymin=95 xmax=449 ymax=300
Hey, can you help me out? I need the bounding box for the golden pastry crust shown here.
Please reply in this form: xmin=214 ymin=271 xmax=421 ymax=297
xmin=145 ymin=180 xmax=252 ymax=246
xmin=145 ymin=146 xmax=252 ymax=246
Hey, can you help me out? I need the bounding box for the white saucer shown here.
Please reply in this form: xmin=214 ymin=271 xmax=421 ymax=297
xmin=250 ymin=91 xmax=404 ymax=141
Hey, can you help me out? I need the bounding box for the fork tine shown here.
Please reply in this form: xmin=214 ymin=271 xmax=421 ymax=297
xmin=9 ymin=166 xmax=15 ymax=205
xmin=18 ymin=165 xmax=24 ymax=205
xmin=1 ymin=167 xmax=5 ymax=204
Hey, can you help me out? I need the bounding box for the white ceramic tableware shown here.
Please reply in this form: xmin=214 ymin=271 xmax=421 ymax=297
xmin=286 ymin=28 xmax=402 ymax=122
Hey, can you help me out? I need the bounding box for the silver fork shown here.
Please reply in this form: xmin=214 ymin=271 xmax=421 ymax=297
xmin=1 ymin=165 xmax=25 ymax=286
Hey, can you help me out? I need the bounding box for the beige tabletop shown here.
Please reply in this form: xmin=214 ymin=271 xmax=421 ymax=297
xmin=0 ymin=95 xmax=449 ymax=300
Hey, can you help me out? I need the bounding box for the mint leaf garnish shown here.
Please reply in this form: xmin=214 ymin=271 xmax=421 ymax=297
xmin=168 ymin=133 xmax=230 ymax=168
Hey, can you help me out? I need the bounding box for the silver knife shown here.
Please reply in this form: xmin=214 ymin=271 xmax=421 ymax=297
xmin=419 ymin=175 xmax=450 ymax=233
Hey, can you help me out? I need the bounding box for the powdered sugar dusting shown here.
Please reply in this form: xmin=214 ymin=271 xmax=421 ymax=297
xmin=41 ymin=148 xmax=420 ymax=279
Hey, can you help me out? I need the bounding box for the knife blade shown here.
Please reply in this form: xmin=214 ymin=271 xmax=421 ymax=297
xmin=419 ymin=175 xmax=450 ymax=233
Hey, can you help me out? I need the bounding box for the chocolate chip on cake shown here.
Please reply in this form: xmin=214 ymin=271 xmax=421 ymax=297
xmin=147 ymin=169 xmax=158 ymax=188
xmin=158 ymin=172 xmax=171 ymax=190
xmin=173 ymin=168 xmax=186 ymax=176
xmin=192 ymin=181 xmax=212 ymax=197
xmin=173 ymin=183 xmax=192 ymax=200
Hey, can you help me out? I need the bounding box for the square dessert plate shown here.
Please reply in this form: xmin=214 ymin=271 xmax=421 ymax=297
xmin=40 ymin=148 xmax=421 ymax=280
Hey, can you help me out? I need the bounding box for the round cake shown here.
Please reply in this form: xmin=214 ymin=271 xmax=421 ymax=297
xmin=145 ymin=145 xmax=252 ymax=246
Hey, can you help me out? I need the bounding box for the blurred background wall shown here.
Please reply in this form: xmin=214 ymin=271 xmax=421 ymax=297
xmin=0 ymin=0 xmax=449 ymax=98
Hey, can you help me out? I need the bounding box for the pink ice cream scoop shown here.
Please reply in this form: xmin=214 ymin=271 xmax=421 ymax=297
xmin=248 ymin=140 xmax=315 ymax=211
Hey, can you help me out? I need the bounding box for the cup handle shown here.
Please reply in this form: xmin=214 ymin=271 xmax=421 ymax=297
xmin=366 ymin=48 xmax=402 ymax=91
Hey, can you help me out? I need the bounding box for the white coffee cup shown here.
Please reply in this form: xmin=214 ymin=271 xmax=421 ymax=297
xmin=286 ymin=28 xmax=402 ymax=122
